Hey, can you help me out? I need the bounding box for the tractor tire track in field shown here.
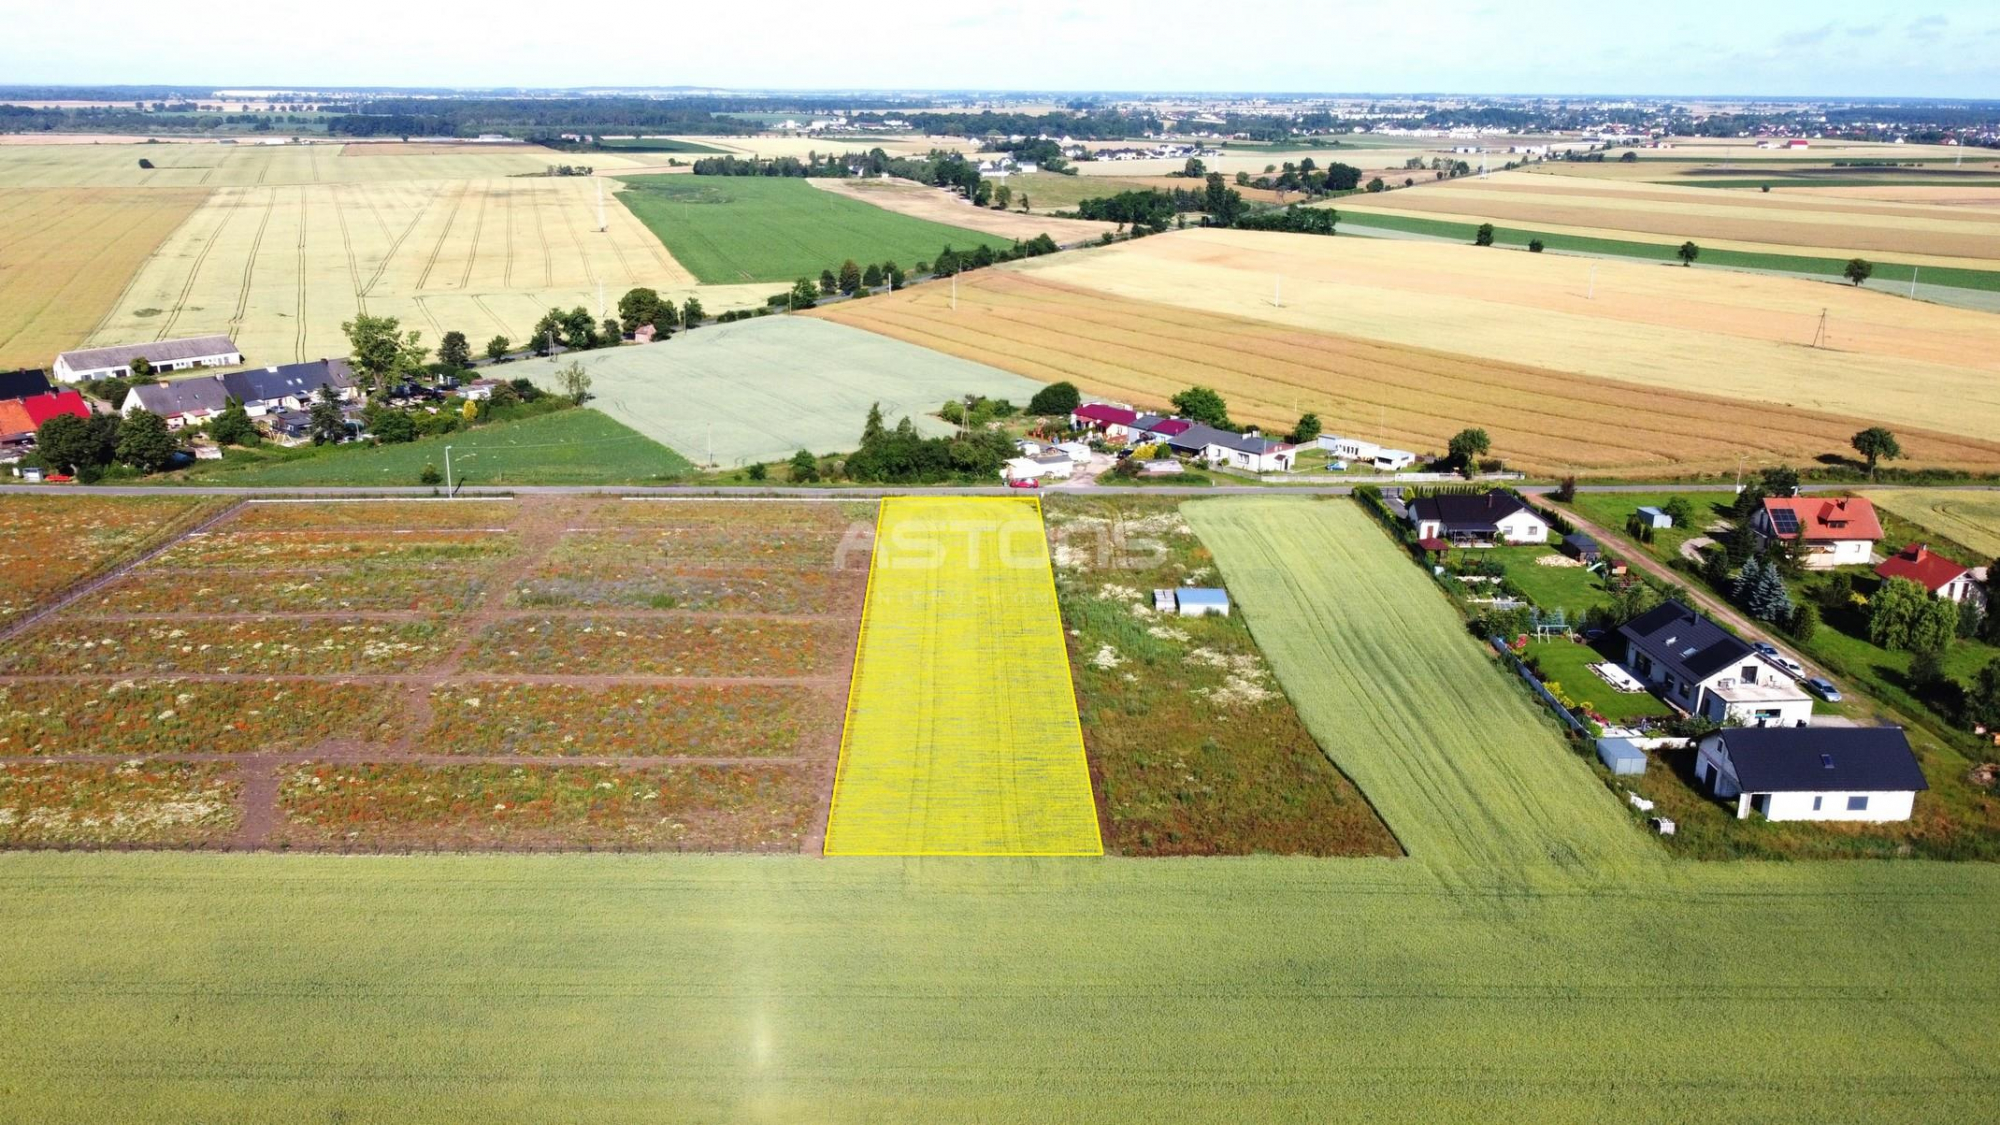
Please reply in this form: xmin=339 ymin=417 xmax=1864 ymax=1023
xmin=359 ymin=185 xmax=432 ymax=298
xmin=0 ymin=189 xmax=140 ymax=355
xmin=555 ymin=187 xmax=600 ymax=298
xmin=501 ymin=185 xmax=515 ymax=288
xmin=530 ymin=183 xmax=553 ymax=285
xmin=414 ymin=181 xmax=470 ymax=292
xmin=412 ymin=295 xmax=444 ymax=336
xmin=294 ymin=187 xmax=309 ymax=362
xmin=457 ymin=182 xmax=489 ymax=290
xmin=471 ymin=295 xmax=511 ymax=337
xmin=227 ymin=188 xmax=277 ymax=338
xmin=155 ymin=189 xmax=240 ymax=341
xmin=332 ymin=185 xmax=367 ymax=315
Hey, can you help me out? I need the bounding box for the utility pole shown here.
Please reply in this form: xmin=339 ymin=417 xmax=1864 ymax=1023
xmin=1909 ymin=266 xmax=1919 ymax=299
xmin=1811 ymin=308 xmax=1829 ymax=349
xmin=950 ymin=273 xmax=957 ymax=311
xmin=1587 ymin=263 xmax=1596 ymax=300
xmin=596 ymin=178 xmax=606 ymax=232
xmin=1273 ymin=274 xmax=1282 ymax=308
xmin=444 ymin=445 xmax=452 ymax=496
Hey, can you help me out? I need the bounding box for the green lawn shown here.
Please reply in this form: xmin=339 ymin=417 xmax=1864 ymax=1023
xmin=1487 ymin=545 xmax=1616 ymax=620
xmin=1523 ymin=637 xmax=1670 ymax=724
xmin=1336 ymin=210 xmax=2000 ymax=293
xmin=593 ymin=137 xmax=729 ymax=153
xmin=171 ymin=407 xmax=693 ymax=487
xmin=614 ymin=175 xmax=1013 ymax=284
xmin=1563 ymin=490 xmax=1735 ymax=565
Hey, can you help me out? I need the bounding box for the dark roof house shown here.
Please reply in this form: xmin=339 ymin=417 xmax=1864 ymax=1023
xmin=0 ymin=368 xmax=54 ymax=401
xmin=1705 ymin=726 xmax=1928 ymax=794
xmin=1407 ymin=490 xmax=1536 ymax=535
xmin=1619 ymin=600 xmax=1752 ymax=685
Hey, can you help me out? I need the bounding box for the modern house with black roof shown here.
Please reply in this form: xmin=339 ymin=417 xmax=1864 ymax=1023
xmin=1619 ymin=601 xmax=1812 ymax=726
xmin=0 ymin=368 xmax=54 ymax=402
xmin=1406 ymin=490 xmax=1550 ymax=545
xmin=1694 ymin=726 xmax=1927 ymax=822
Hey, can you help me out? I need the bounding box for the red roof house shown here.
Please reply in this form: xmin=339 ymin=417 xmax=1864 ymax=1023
xmin=1751 ymin=496 xmax=1882 ymax=568
xmin=1876 ymin=544 xmax=1984 ymax=606
xmin=1070 ymin=403 xmax=1140 ymax=440
xmin=18 ymin=390 xmax=90 ymax=428
xmin=0 ymin=400 xmax=34 ymax=440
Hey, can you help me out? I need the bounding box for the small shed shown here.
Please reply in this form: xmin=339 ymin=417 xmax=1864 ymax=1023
xmin=1176 ymin=588 xmax=1230 ymax=617
xmin=1636 ymin=506 xmax=1673 ymax=529
xmin=1596 ymin=737 xmax=1648 ymax=776
xmin=1561 ymin=533 xmax=1602 ymax=563
xmin=1054 ymin=441 xmax=1091 ymax=463
xmin=1153 ymin=589 xmax=1178 ymax=613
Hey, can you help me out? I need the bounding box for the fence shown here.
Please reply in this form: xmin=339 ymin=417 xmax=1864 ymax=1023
xmin=1491 ymin=636 xmax=1591 ymax=738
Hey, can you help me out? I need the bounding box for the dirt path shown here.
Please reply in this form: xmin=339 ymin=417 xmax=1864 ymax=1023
xmin=1538 ymin=498 xmax=1831 ymax=678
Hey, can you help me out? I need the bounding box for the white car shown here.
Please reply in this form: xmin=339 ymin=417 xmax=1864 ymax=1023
xmin=1764 ymin=654 xmax=1805 ymax=679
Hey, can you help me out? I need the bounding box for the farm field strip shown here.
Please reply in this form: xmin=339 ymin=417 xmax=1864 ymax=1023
xmin=0 ymin=186 xmax=209 ymax=367
xmin=506 ymin=315 xmax=1044 ymax=467
xmin=89 ymin=176 xmax=707 ymax=364
xmin=1183 ymin=497 xmax=1654 ymax=874
xmin=1859 ymin=489 xmax=2000 ymax=558
xmin=805 ymin=177 xmax=1114 ymax=243
xmin=0 ymin=495 xmax=865 ymax=851
xmin=612 ymin=174 xmax=1013 ymax=284
xmin=0 ymin=143 xmax=658 ymax=189
xmin=997 ymin=229 xmax=2000 ymax=457
xmin=817 ymin=264 xmax=2000 ymax=475
xmin=0 ymin=495 xmax=216 ymax=622
xmin=824 ymin=497 xmax=1101 ymax=857
xmin=1338 ymin=171 xmax=2000 ymax=263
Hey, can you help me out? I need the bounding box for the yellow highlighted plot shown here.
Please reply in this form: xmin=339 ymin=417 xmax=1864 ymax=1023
xmin=824 ymin=496 xmax=1102 ymax=856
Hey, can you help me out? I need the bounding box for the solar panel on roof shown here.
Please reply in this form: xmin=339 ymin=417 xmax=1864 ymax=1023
xmin=1770 ymin=509 xmax=1800 ymax=535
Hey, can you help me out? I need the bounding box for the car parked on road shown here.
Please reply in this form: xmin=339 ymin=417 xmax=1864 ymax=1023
xmin=1803 ymin=677 xmax=1842 ymax=702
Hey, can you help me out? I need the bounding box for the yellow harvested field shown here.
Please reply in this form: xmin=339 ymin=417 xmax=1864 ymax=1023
xmin=815 ymin=232 xmax=2000 ymax=475
xmin=1773 ymin=184 xmax=2000 ymax=209
xmin=1860 ymin=490 xmax=2000 ymax=559
xmin=824 ymin=497 xmax=1101 ymax=857
xmin=0 ymin=142 xmax=656 ymax=188
xmin=89 ymin=178 xmax=768 ymax=365
xmin=805 ymin=177 xmax=1114 ymax=242
xmin=1007 ymin=229 xmax=2000 ymax=451
xmin=337 ymin=142 xmax=546 ymax=158
xmin=1338 ymin=171 xmax=2000 ymax=263
xmin=656 ymin=134 xmax=972 ymax=160
xmin=0 ymin=186 xmax=207 ymax=368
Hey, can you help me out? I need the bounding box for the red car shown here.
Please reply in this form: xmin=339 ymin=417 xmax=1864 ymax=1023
xmin=1007 ymin=477 xmax=1041 ymax=489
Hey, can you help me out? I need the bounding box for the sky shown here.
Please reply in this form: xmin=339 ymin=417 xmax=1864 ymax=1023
xmin=1 ymin=0 xmax=1996 ymax=98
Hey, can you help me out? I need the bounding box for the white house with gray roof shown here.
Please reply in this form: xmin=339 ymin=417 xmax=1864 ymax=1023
xmin=55 ymin=335 xmax=242 ymax=383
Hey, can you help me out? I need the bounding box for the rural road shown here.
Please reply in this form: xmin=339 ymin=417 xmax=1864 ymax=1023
xmin=6 ymin=482 xmax=1993 ymax=499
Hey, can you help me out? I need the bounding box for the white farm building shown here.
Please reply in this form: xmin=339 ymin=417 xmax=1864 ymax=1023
xmin=55 ymin=335 xmax=242 ymax=383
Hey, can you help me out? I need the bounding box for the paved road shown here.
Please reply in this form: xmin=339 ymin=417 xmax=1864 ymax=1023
xmin=5 ymin=481 xmax=1992 ymax=499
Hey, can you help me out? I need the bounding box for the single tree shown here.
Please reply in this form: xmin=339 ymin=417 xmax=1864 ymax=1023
xmin=419 ymin=464 xmax=442 ymax=487
xmin=1474 ymin=223 xmax=1495 ymax=247
xmin=789 ymin=449 xmax=819 ymax=483
xmin=308 ymin=385 xmax=346 ymax=445
xmin=209 ymin=398 xmax=258 ymax=447
xmin=601 ymin=317 xmax=622 ymax=343
xmin=1171 ymin=386 xmax=1232 ymax=429
xmin=1528 ymin=238 xmax=1545 ymax=253
xmin=837 ymin=259 xmax=862 ymax=295
xmin=862 ymin=402 xmax=886 ymax=445
xmin=1663 ymin=495 xmax=1696 ymax=527
xmin=438 ymin=330 xmax=472 ymax=371
xmin=554 ymin=360 xmax=592 ymax=404
xmin=1291 ymin=412 xmax=1323 ymax=444
xmin=114 ymin=408 xmax=179 ymax=473
xmin=1844 ymin=258 xmax=1874 ymax=286
xmin=486 ymin=335 xmax=511 ymax=362
xmin=129 ymin=356 xmax=153 ymax=380
xmin=1447 ymin=427 xmax=1491 ymax=471
xmin=862 ymin=263 xmax=884 ymax=289
xmin=819 ymin=269 xmax=838 ymax=296
xmin=1182 ymin=157 xmax=1206 ymax=178
xmin=1850 ymin=427 xmax=1902 ymax=478
xmin=681 ymin=297 xmax=705 ymax=328
xmin=1818 ymin=572 xmax=1854 ymax=612
xmin=342 ymin=314 xmax=427 ymax=391
xmin=651 ymin=301 xmax=680 ymax=330
xmin=1789 ymin=602 xmax=1820 ymax=643
xmin=1966 ymin=659 xmax=2000 ymax=730
xmin=1027 ymin=381 xmax=1081 ymax=416
xmin=1366 ymin=177 xmax=1385 ymax=193
xmin=617 ymin=287 xmax=662 ymax=330
xmin=888 ymin=264 xmax=907 ymax=290
xmin=1909 ymin=645 xmax=1947 ymax=690
xmin=788 ymin=278 xmax=819 ymax=310
xmin=559 ymin=307 xmax=598 ymax=351
xmin=994 ymin=185 xmax=1012 ymax=211
xmin=1677 ymin=241 xmax=1699 ymax=267
xmin=33 ymin=414 xmax=98 ymax=474
xmin=369 ymin=409 xmax=416 ymax=444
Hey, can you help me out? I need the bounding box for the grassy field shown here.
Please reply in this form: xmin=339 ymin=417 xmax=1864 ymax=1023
xmin=815 ymin=238 xmax=2000 ymax=476
xmin=6 ymin=813 xmax=1997 ymax=1121
xmin=612 ymin=174 xmax=1012 ymax=284
xmin=503 ymin=317 xmax=1043 ymax=467
xmin=1861 ymin=489 xmax=2000 ymax=559
xmin=1486 ymin=545 xmax=1616 ymax=620
xmin=1521 ymin=637 xmax=1671 ymax=724
xmin=1045 ymin=496 xmax=1400 ymax=856
xmin=0 ymin=186 xmax=207 ymax=367
xmin=172 ymin=406 xmax=693 ymax=486
xmin=1183 ymin=497 xmax=1652 ymax=874
xmin=825 ymin=497 xmax=1100 ymax=856
xmin=913 ymin=229 xmax=2000 ymax=470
